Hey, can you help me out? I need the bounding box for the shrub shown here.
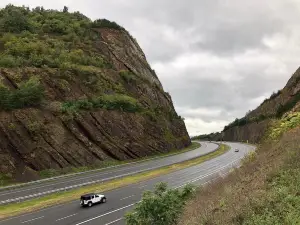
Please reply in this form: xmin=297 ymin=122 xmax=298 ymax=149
xmin=1 ymin=5 xmax=32 ymax=33
xmin=0 ymin=76 xmax=44 ymax=110
xmin=0 ymin=55 xmax=22 ymax=67
xmin=91 ymin=19 xmax=123 ymax=30
xmin=119 ymin=70 xmax=136 ymax=83
xmin=125 ymin=182 xmax=195 ymax=225
xmin=61 ymin=94 xmax=143 ymax=118
xmin=269 ymin=112 xmax=300 ymax=140
xmin=141 ymin=110 xmax=157 ymax=122
xmin=93 ymin=94 xmax=142 ymax=112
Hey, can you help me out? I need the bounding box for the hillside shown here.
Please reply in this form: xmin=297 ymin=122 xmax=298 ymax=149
xmin=184 ymin=62 xmax=300 ymax=224
xmin=193 ymin=66 xmax=300 ymax=143
xmin=0 ymin=5 xmax=190 ymax=182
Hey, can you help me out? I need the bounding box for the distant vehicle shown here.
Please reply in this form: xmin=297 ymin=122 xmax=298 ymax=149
xmin=80 ymin=193 xmax=106 ymax=207
xmin=234 ymin=148 xmax=239 ymax=152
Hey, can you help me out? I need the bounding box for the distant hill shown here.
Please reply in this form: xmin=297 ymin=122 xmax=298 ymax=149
xmin=193 ymin=67 xmax=300 ymax=143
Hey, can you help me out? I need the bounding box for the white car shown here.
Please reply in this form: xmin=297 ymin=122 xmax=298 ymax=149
xmin=80 ymin=193 xmax=107 ymax=207
xmin=234 ymin=148 xmax=239 ymax=152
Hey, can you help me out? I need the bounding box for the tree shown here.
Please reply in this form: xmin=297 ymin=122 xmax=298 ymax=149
xmin=125 ymin=182 xmax=195 ymax=225
xmin=63 ymin=6 xmax=68 ymax=13
xmin=1 ymin=7 xmax=31 ymax=32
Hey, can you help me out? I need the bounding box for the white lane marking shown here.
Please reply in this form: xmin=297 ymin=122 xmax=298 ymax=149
xmin=74 ymin=203 xmax=135 ymax=225
xmin=0 ymin=141 xmax=205 ymax=195
xmin=0 ymin=143 xmax=249 ymax=224
xmin=55 ymin=213 xmax=77 ymax=221
xmin=89 ymin=158 xmax=239 ymax=225
xmin=0 ymin=142 xmax=211 ymax=203
xmin=68 ymin=144 xmax=247 ymax=225
xmin=104 ymin=218 xmax=123 ymax=225
xmin=120 ymin=195 xmax=135 ymax=200
xmin=174 ymin=156 xmax=243 ymax=189
xmin=21 ymin=216 xmax=44 ymax=223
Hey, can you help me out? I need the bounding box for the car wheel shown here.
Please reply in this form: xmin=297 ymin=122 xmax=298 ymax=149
xmin=88 ymin=202 xmax=92 ymax=207
xmin=102 ymin=197 xmax=106 ymax=203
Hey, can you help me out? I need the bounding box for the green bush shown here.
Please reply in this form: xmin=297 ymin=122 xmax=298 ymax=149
xmin=91 ymin=19 xmax=123 ymax=30
xmin=61 ymin=94 xmax=142 ymax=117
xmin=0 ymin=5 xmax=32 ymax=33
xmin=93 ymin=94 xmax=142 ymax=112
xmin=0 ymin=55 xmax=22 ymax=67
xmin=141 ymin=110 xmax=158 ymax=122
xmin=0 ymin=76 xmax=44 ymax=110
xmin=269 ymin=112 xmax=300 ymax=140
xmin=125 ymin=182 xmax=195 ymax=225
xmin=119 ymin=70 xmax=137 ymax=83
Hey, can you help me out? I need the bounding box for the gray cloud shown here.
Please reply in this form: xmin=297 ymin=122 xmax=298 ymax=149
xmin=1 ymin=0 xmax=300 ymax=135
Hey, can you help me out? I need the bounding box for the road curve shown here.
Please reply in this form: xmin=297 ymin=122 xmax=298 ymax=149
xmin=0 ymin=142 xmax=218 ymax=204
xmin=0 ymin=142 xmax=255 ymax=225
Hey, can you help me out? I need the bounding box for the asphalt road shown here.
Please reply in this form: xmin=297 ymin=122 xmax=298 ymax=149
xmin=0 ymin=142 xmax=218 ymax=203
xmin=0 ymin=142 xmax=255 ymax=225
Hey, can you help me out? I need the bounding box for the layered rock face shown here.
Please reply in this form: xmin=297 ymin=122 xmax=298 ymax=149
xmin=0 ymin=6 xmax=190 ymax=180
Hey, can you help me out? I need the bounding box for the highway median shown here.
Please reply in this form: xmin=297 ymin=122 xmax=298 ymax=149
xmin=0 ymin=143 xmax=229 ymax=219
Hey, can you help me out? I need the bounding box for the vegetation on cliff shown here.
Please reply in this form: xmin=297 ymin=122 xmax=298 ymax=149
xmin=0 ymin=4 xmax=190 ymax=182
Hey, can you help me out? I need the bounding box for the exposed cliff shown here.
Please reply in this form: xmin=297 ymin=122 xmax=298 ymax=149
xmin=0 ymin=5 xmax=190 ymax=181
xmin=193 ymin=67 xmax=300 ymax=143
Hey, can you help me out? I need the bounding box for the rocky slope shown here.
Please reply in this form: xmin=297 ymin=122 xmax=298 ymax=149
xmin=194 ymin=67 xmax=300 ymax=143
xmin=0 ymin=5 xmax=190 ymax=181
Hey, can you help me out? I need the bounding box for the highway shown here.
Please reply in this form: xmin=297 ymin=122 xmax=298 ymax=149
xmin=0 ymin=142 xmax=255 ymax=225
xmin=0 ymin=142 xmax=218 ymax=204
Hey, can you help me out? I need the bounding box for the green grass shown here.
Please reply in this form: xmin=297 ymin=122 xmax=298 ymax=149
xmin=0 ymin=143 xmax=228 ymax=219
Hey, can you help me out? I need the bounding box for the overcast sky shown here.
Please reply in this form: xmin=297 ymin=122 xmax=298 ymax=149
xmin=1 ymin=0 xmax=300 ymax=136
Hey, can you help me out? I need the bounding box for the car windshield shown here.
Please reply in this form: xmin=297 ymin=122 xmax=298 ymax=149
xmin=81 ymin=196 xmax=91 ymax=200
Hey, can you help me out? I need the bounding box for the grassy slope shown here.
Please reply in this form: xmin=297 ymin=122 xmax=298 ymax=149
xmin=180 ymin=112 xmax=300 ymax=225
xmin=0 ymin=143 xmax=229 ymax=219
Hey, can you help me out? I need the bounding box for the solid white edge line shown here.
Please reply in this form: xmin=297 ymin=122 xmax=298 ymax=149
xmin=55 ymin=213 xmax=77 ymax=221
xmin=21 ymin=216 xmax=44 ymax=223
